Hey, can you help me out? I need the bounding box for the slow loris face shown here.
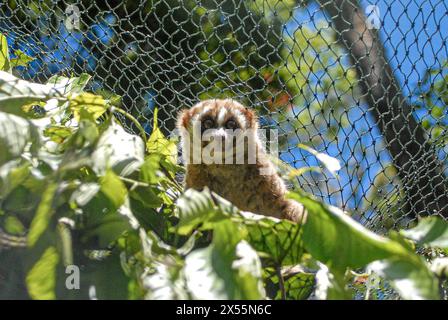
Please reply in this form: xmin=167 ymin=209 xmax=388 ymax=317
xmin=177 ymin=99 xmax=260 ymax=165
xmin=176 ymin=99 xmax=306 ymax=223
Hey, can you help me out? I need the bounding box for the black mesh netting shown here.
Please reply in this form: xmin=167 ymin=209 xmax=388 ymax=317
xmin=1 ymin=0 xmax=448 ymax=299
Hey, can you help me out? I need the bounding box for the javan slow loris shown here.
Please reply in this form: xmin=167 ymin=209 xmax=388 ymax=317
xmin=176 ymin=99 xmax=306 ymax=223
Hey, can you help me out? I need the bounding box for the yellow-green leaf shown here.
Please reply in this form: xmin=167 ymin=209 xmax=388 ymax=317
xmin=100 ymin=170 xmax=127 ymax=209
xmin=10 ymin=49 xmax=34 ymax=68
xmin=28 ymin=183 xmax=58 ymax=247
xmin=70 ymin=92 xmax=107 ymax=121
xmin=4 ymin=215 xmax=25 ymax=235
xmin=0 ymin=33 xmax=10 ymax=72
xmin=26 ymin=246 xmax=59 ymax=300
xmin=146 ymin=108 xmax=177 ymax=162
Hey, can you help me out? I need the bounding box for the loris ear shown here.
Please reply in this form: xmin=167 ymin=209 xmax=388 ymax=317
xmin=176 ymin=108 xmax=191 ymax=130
xmin=242 ymin=107 xmax=258 ymax=129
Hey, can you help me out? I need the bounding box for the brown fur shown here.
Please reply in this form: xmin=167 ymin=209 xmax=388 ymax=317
xmin=177 ymin=99 xmax=306 ymax=223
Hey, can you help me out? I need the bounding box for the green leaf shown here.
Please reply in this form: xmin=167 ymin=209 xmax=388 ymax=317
xmin=92 ymin=121 xmax=145 ymax=177
xmin=100 ymin=170 xmax=127 ymax=209
xmin=139 ymin=154 xmax=161 ymax=184
xmin=238 ymin=211 xmax=304 ymax=265
xmin=0 ymin=112 xmax=41 ymax=165
xmin=0 ymin=71 xmax=65 ymax=115
xmin=290 ymin=191 xmax=440 ymax=300
xmin=78 ymin=172 xmax=134 ymax=247
xmin=174 ymin=188 xmax=226 ymax=235
xmin=47 ymin=73 xmax=91 ymax=95
xmin=130 ymin=185 xmax=163 ymax=208
xmin=288 ymin=191 xmax=408 ymax=270
xmin=10 ymin=49 xmax=34 ymax=68
xmin=278 ymin=271 xmax=315 ymax=300
xmin=368 ymin=256 xmax=440 ymax=300
xmin=265 ymin=265 xmax=315 ymax=300
xmin=184 ymin=221 xmax=265 ymax=299
xmin=69 ymin=182 xmax=101 ymax=207
xmin=4 ymin=215 xmax=25 ymax=235
xmin=176 ymin=189 xmax=304 ymax=265
xmin=69 ymin=92 xmax=107 ymax=121
xmin=80 ymin=252 xmax=130 ymax=299
xmin=0 ymin=33 xmax=10 ymax=72
xmin=43 ymin=126 xmax=73 ymax=144
xmin=0 ymin=162 xmax=30 ymax=197
xmin=26 ymin=246 xmax=59 ymax=300
xmin=400 ymin=216 xmax=448 ymax=248
xmin=83 ymin=212 xmax=131 ymax=248
xmin=314 ymin=263 xmax=353 ymax=300
xmin=143 ymin=262 xmax=189 ymax=299
xmin=146 ymin=108 xmax=177 ymax=163
xmin=28 ymin=183 xmax=58 ymax=247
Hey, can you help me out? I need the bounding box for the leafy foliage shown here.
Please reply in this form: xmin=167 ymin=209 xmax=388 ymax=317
xmin=0 ymin=37 xmax=447 ymax=300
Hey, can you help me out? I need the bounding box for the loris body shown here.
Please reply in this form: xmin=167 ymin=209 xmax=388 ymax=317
xmin=177 ymin=99 xmax=305 ymax=223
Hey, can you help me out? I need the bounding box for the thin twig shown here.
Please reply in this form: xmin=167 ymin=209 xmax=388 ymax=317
xmin=112 ymin=106 xmax=148 ymax=145
xmin=277 ymin=264 xmax=287 ymax=300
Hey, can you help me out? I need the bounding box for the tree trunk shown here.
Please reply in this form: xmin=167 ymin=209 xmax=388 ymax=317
xmin=317 ymin=0 xmax=448 ymax=219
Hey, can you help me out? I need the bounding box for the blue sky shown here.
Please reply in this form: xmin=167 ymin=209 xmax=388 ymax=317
xmin=281 ymin=1 xmax=448 ymax=219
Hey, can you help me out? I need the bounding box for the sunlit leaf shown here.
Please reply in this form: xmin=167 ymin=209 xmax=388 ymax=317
xmin=298 ymin=143 xmax=341 ymax=176
xmin=289 ymin=191 xmax=408 ymax=270
xmin=69 ymin=183 xmax=100 ymax=207
xmin=92 ymin=121 xmax=145 ymax=177
xmin=26 ymin=246 xmax=59 ymax=300
xmin=143 ymin=262 xmax=188 ymax=300
xmin=184 ymin=221 xmax=265 ymax=299
xmin=0 ymin=71 xmax=65 ymax=115
xmin=174 ymin=188 xmax=226 ymax=235
xmin=43 ymin=126 xmax=73 ymax=144
xmin=100 ymin=170 xmax=127 ymax=209
xmin=28 ymin=183 xmax=58 ymax=247
xmin=278 ymin=270 xmax=314 ymax=300
xmin=0 ymin=112 xmax=41 ymax=165
xmin=368 ymin=256 xmax=439 ymax=300
xmin=400 ymin=216 xmax=448 ymax=248
xmin=146 ymin=108 xmax=177 ymax=163
xmin=291 ymin=191 xmax=440 ymax=300
xmin=69 ymin=92 xmax=107 ymax=121
xmin=47 ymin=73 xmax=91 ymax=95
xmin=10 ymin=49 xmax=34 ymax=68
xmin=0 ymin=162 xmax=30 ymax=197
xmin=4 ymin=215 xmax=25 ymax=235
xmin=314 ymin=263 xmax=352 ymax=300
xmin=0 ymin=33 xmax=11 ymax=72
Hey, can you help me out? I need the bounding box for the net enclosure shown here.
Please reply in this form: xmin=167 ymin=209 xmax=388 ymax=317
xmin=1 ymin=0 xmax=448 ymax=294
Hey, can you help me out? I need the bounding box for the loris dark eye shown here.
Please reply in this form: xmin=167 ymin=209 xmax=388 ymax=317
xmin=225 ymin=119 xmax=238 ymax=129
xmin=202 ymin=118 xmax=215 ymax=129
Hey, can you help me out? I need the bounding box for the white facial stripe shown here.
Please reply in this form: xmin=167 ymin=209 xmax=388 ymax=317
xmin=192 ymin=105 xmax=212 ymax=122
xmin=233 ymin=109 xmax=247 ymax=128
xmin=217 ymin=107 xmax=227 ymax=126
